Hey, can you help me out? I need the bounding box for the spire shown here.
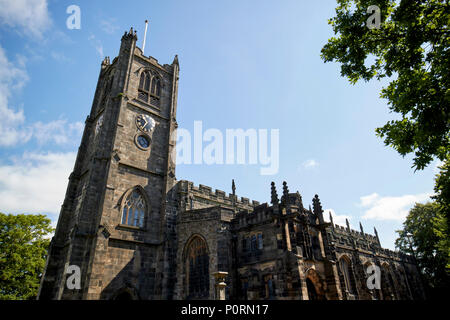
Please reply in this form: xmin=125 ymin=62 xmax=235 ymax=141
xmin=359 ymin=222 xmax=364 ymax=234
xmin=270 ymin=182 xmax=279 ymax=205
xmin=329 ymin=211 xmax=334 ymax=228
xmin=232 ymin=179 xmax=236 ymax=196
xmin=346 ymin=218 xmax=350 ymax=231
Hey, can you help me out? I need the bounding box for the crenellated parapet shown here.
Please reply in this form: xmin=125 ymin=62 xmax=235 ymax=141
xmin=328 ymin=222 xmax=416 ymax=265
xmin=176 ymin=180 xmax=258 ymax=212
xmin=232 ymin=203 xmax=273 ymax=231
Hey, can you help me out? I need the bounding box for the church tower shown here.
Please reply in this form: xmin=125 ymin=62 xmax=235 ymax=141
xmin=38 ymin=27 xmax=179 ymax=300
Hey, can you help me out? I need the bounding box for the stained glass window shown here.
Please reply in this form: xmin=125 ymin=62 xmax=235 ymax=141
xmin=186 ymin=237 xmax=209 ymax=299
xmin=121 ymin=189 xmax=146 ymax=228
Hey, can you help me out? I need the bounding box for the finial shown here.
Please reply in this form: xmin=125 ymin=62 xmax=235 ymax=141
xmin=281 ymin=181 xmax=289 ymax=205
xmin=329 ymin=211 xmax=334 ymax=227
xmin=312 ymin=194 xmax=325 ymax=224
xmin=101 ymin=56 xmax=110 ymax=68
xmin=359 ymin=222 xmax=364 ymax=234
xmin=374 ymin=227 xmax=380 ymax=245
xmin=232 ymin=179 xmax=236 ymax=196
xmin=309 ymin=205 xmax=312 ymax=212
xmin=282 ymin=181 xmax=289 ymax=196
xmin=270 ymin=182 xmax=279 ymax=205
xmin=312 ymin=194 xmax=323 ymax=214
xmin=346 ymin=218 xmax=350 ymax=231
xmin=122 ymin=27 xmax=138 ymax=41
xmin=172 ymin=54 xmax=179 ymax=66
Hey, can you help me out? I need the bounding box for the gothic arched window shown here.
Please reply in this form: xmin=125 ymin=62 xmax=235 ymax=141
xmin=151 ymin=77 xmax=161 ymax=97
xmin=138 ymin=72 xmax=151 ymax=102
xmin=185 ymin=236 xmax=209 ymax=299
xmin=121 ymin=188 xmax=147 ymax=228
xmin=156 ymin=80 xmax=161 ymax=96
xmin=339 ymin=257 xmax=354 ymax=295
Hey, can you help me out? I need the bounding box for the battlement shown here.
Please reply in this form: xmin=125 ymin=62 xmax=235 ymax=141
xmin=233 ymin=203 xmax=272 ymax=230
xmin=332 ymin=223 xmax=379 ymax=242
xmin=177 ymin=180 xmax=259 ymax=209
xmin=134 ymin=45 xmax=175 ymax=74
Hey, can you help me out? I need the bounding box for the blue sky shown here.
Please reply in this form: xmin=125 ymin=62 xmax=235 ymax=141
xmin=0 ymin=0 xmax=439 ymax=249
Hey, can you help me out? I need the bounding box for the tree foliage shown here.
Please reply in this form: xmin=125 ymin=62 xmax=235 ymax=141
xmin=321 ymin=0 xmax=449 ymax=171
xmin=395 ymin=202 xmax=449 ymax=297
xmin=0 ymin=213 xmax=54 ymax=300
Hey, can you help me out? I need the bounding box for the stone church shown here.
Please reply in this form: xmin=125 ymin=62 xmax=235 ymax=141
xmin=38 ymin=28 xmax=425 ymax=300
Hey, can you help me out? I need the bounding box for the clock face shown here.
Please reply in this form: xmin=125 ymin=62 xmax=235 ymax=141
xmin=137 ymin=135 xmax=150 ymax=149
xmin=136 ymin=114 xmax=155 ymax=133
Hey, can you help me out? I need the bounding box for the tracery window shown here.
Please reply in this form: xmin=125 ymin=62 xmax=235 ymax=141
xmin=151 ymin=77 xmax=161 ymax=97
xmin=121 ymin=188 xmax=147 ymax=228
xmin=242 ymin=233 xmax=263 ymax=253
xmin=138 ymin=70 xmax=161 ymax=104
xmin=251 ymin=234 xmax=257 ymax=251
xmin=257 ymin=233 xmax=263 ymax=250
xmin=339 ymin=257 xmax=354 ymax=294
xmin=185 ymin=236 xmax=209 ymax=299
xmin=138 ymin=71 xmax=151 ymax=102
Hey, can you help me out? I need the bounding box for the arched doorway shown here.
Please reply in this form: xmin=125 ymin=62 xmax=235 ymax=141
xmin=306 ymin=278 xmax=319 ymax=300
xmin=305 ymin=269 xmax=326 ymax=300
xmin=184 ymin=235 xmax=210 ymax=299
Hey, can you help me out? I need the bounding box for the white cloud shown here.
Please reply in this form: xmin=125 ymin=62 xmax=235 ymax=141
xmin=0 ymin=44 xmax=83 ymax=147
xmin=0 ymin=152 xmax=76 ymax=215
xmin=0 ymin=0 xmax=52 ymax=38
xmin=324 ymin=208 xmax=351 ymax=226
xmin=100 ymin=18 xmax=120 ymax=34
xmin=359 ymin=192 xmax=432 ymax=221
xmin=50 ymin=51 xmax=73 ymax=64
xmin=0 ymin=45 xmax=31 ymax=146
xmin=88 ymin=34 xmax=104 ymax=58
xmin=33 ymin=120 xmax=83 ymax=145
xmin=302 ymin=159 xmax=319 ymax=169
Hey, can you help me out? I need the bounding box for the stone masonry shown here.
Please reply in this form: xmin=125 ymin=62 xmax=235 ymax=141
xmin=38 ymin=28 xmax=426 ymax=300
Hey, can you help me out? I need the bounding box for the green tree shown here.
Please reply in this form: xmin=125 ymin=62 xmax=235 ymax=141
xmin=0 ymin=213 xmax=54 ymax=300
xmin=321 ymin=0 xmax=449 ymax=171
xmin=395 ymin=202 xmax=449 ymax=298
xmin=432 ymin=156 xmax=450 ymax=269
xmin=434 ymin=155 xmax=450 ymax=216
